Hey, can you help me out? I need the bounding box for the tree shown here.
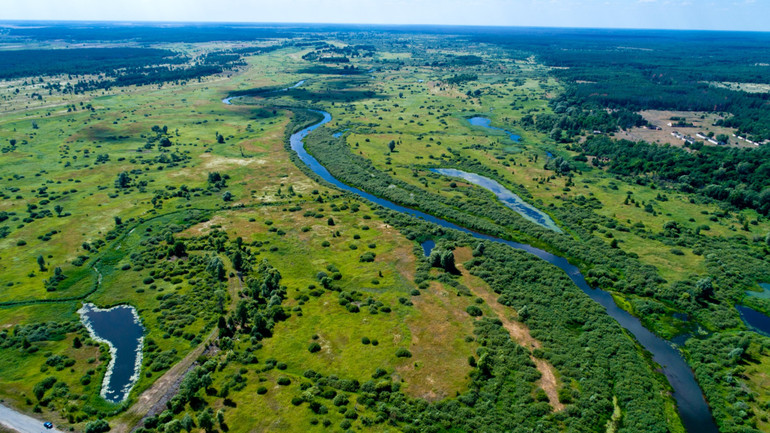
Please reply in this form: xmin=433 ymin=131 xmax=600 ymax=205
xmin=430 ymin=249 xmax=458 ymax=273
xmin=163 ymin=420 xmax=182 ymax=433
xmin=207 ymin=171 xmax=229 ymax=189
xmin=232 ymin=250 xmax=243 ymax=271
xmin=170 ymin=240 xmax=186 ymax=258
xmin=327 ymin=217 xmax=335 ymax=226
xmin=197 ymin=409 xmax=214 ymax=433
xmin=54 ymin=205 xmax=63 ymax=217
xmin=115 ymin=172 xmax=131 ymax=188
xmin=466 ymin=305 xmax=483 ymax=316
xmin=37 ymin=255 xmax=46 ymax=271
xmin=694 ymin=277 xmax=715 ymax=302
xmin=716 ymin=134 xmax=729 ymax=144
xmin=181 ymin=414 xmax=195 ymax=432
xmin=73 ymin=336 xmax=82 ymax=349
xmin=206 ymin=256 xmax=226 ymax=281
xmin=222 ymin=191 xmax=233 ymax=202
xmin=388 ymin=140 xmax=396 ymax=152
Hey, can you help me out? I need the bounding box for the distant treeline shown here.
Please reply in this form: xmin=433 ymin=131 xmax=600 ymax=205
xmin=0 ymin=48 xmax=183 ymax=79
xmin=0 ymin=44 xmax=282 ymax=91
xmin=581 ymin=135 xmax=770 ymax=214
xmin=4 ymin=24 xmax=293 ymax=42
xmin=475 ymin=29 xmax=770 ymax=140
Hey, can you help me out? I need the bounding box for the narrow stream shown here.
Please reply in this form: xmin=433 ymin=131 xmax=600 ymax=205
xmin=222 ymin=80 xmax=306 ymax=105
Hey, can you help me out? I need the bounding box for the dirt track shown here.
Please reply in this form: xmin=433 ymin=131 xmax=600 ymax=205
xmin=455 ymin=247 xmax=565 ymax=412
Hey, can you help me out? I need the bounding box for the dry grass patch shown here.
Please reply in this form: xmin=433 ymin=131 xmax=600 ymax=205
xmin=455 ymin=247 xmax=565 ymax=411
xmin=397 ymin=281 xmax=476 ymax=401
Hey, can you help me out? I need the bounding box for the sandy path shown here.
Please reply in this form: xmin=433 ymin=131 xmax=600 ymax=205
xmin=114 ymin=261 xmax=243 ymax=433
xmin=455 ymin=247 xmax=565 ymax=412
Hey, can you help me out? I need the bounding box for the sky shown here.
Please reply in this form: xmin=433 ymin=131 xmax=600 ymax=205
xmin=2 ymin=0 xmax=769 ymax=32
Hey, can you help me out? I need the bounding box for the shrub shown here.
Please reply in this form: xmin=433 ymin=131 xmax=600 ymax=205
xmin=361 ymin=337 xmax=371 ymax=345
xmin=395 ymin=348 xmax=412 ymax=358
xmin=466 ymin=305 xmax=483 ymax=317
xmin=333 ymin=394 xmax=349 ymax=406
xmin=84 ymin=419 xmax=110 ymax=433
xmin=256 ymin=386 xmax=267 ymax=395
xmin=359 ymin=252 xmax=376 ymax=262
xmin=308 ymin=342 xmax=321 ymax=353
xmin=277 ymin=376 xmax=291 ymax=386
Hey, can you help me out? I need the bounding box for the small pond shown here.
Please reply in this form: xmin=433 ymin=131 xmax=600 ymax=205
xmin=746 ymin=283 xmax=770 ymax=299
xmin=421 ymin=240 xmax=436 ymax=256
xmin=737 ymin=305 xmax=770 ymax=337
xmin=467 ymin=116 xmax=521 ymax=142
xmin=430 ymin=168 xmax=561 ymax=232
xmin=79 ymin=303 xmax=144 ymax=402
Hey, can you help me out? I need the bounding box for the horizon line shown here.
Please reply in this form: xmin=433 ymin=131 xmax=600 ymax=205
xmin=1 ymin=19 xmax=769 ymax=35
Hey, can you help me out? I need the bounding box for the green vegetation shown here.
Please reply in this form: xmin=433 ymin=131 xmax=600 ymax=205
xmin=1 ymin=21 xmax=769 ymax=433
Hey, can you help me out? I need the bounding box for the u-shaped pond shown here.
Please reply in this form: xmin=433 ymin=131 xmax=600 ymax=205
xmin=79 ymin=303 xmax=144 ymax=403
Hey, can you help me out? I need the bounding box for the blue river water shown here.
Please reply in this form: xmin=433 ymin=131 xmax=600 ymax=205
xmin=222 ymin=80 xmax=306 ymax=105
xmin=430 ymin=168 xmax=562 ymax=232
xmin=79 ymin=303 xmax=144 ymax=403
xmin=290 ymin=110 xmax=717 ymax=433
xmin=468 ymin=116 xmax=521 ymax=142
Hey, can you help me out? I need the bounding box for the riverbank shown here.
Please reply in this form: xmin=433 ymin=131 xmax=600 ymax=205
xmin=287 ymin=108 xmax=715 ymax=433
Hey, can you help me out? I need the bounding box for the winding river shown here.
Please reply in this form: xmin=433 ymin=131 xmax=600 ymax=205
xmin=289 ymin=110 xmax=717 ymax=433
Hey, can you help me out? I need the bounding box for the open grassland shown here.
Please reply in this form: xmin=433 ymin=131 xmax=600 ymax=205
xmin=0 ymin=45 xmax=489 ymax=431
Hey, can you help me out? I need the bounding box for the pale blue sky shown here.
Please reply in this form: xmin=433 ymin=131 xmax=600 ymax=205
xmin=3 ymin=0 xmax=769 ymax=32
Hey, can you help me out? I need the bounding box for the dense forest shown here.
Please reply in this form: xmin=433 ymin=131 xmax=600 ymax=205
xmin=580 ymin=136 xmax=770 ymax=214
xmin=0 ymin=46 xmax=269 ymax=92
xmin=475 ymin=29 xmax=770 ymax=141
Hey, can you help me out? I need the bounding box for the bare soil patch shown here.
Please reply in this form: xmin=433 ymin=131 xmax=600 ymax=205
xmin=616 ymin=110 xmax=755 ymax=148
